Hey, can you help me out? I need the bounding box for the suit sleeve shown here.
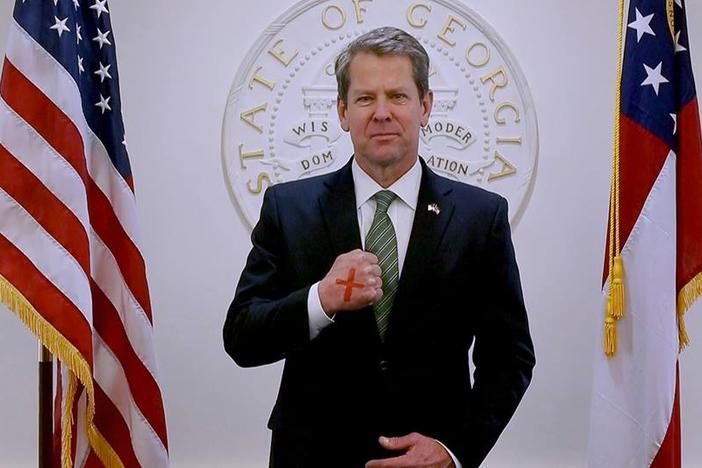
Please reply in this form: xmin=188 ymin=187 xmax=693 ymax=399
xmin=223 ymin=186 xmax=312 ymax=368
xmin=453 ymin=197 xmax=535 ymax=467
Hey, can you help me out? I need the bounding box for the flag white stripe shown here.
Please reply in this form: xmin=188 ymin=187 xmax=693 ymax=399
xmin=90 ymin=230 xmax=158 ymax=376
xmin=588 ymin=151 xmax=678 ymax=468
xmin=93 ymin=334 xmax=169 ymax=467
xmin=6 ymin=20 xmax=142 ymax=249
xmin=0 ymin=187 xmax=92 ymax=322
xmin=0 ymin=96 xmax=90 ymax=234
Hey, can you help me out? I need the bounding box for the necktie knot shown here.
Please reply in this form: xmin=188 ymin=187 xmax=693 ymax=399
xmin=373 ymin=190 xmax=396 ymax=214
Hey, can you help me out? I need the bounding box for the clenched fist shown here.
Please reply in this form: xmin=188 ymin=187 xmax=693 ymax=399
xmin=318 ymin=249 xmax=383 ymax=315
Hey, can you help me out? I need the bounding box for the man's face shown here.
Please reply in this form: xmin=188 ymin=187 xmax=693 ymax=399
xmin=337 ymin=52 xmax=433 ymax=174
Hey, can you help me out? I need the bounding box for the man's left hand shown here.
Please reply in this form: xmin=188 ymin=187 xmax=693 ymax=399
xmin=365 ymin=433 xmax=455 ymax=468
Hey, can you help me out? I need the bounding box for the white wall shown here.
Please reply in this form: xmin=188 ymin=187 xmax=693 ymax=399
xmin=1 ymin=1 xmax=701 ymax=467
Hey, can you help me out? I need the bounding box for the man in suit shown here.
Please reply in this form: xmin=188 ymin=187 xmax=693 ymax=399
xmin=223 ymin=27 xmax=535 ymax=468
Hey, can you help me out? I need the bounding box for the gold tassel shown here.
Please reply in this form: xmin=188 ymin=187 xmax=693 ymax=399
xmin=610 ymin=256 xmax=625 ymax=319
xmin=604 ymin=298 xmax=617 ymax=357
xmin=605 ymin=317 xmax=617 ymax=358
xmin=604 ymin=0 xmax=625 ymax=358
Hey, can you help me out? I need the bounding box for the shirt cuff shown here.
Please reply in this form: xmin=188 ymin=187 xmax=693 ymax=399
xmin=435 ymin=439 xmax=462 ymax=468
xmin=307 ymin=282 xmax=334 ymax=340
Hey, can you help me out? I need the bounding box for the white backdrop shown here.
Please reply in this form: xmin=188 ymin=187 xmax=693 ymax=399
xmin=1 ymin=1 xmax=702 ymax=467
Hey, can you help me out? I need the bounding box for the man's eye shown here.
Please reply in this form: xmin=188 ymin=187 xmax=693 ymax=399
xmin=393 ymin=94 xmax=408 ymax=101
xmin=357 ymin=96 xmax=372 ymax=103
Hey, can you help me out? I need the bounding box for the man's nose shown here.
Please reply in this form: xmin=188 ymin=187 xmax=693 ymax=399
xmin=372 ymin=98 xmax=391 ymax=121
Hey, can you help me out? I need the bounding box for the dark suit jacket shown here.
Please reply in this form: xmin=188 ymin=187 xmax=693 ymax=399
xmin=223 ymin=157 xmax=535 ymax=468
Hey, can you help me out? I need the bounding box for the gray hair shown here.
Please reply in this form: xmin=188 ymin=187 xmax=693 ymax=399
xmin=334 ymin=26 xmax=430 ymax=103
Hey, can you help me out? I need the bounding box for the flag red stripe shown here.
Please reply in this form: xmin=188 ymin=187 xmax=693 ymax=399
xmin=0 ymin=235 xmax=92 ymax=361
xmin=0 ymin=145 xmax=90 ymax=275
xmin=0 ymin=58 xmax=87 ymax=180
xmin=93 ymin=384 xmax=141 ymax=468
xmin=676 ymin=97 xmax=702 ymax=290
xmin=0 ymin=58 xmax=153 ymax=322
xmin=91 ymin=281 xmax=168 ymax=447
xmin=603 ymin=113 xmax=672 ymax=279
xmin=619 ymin=113 xmax=671 ymax=245
xmin=87 ymin=177 xmax=153 ymax=322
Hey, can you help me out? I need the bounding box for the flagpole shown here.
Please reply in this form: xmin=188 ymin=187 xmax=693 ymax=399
xmin=38 ymin=342 xmax=53 ymax=468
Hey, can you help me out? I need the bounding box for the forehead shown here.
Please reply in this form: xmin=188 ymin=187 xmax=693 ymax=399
xmin=347 ymin=52 xmax=415 ymax=90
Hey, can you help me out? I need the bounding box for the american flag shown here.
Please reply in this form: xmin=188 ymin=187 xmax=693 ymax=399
xmin=589 ymin=0 xmax=702 ymax=467
xmin=0 ymin=1 xmax=169 ymax=467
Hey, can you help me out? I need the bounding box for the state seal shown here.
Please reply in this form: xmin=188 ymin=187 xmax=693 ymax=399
xmin=222 ymin=0 xmax=538 ymax=228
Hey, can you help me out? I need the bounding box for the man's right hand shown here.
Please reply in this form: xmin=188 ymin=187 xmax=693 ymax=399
xmin=318 ymin=249 xmax=383 ymax=316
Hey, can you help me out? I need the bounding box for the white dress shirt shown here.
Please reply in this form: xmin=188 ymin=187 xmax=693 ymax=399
xmin=305 ymin=157 xmax=462 ymax=467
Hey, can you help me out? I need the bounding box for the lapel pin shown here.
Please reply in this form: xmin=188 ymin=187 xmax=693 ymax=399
xmin=427 ymin=203 xmax=440 ymax=215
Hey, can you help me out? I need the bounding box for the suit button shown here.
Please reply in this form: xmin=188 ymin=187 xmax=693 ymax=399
xmin=379 ymin=359 xmax=389 ymax=372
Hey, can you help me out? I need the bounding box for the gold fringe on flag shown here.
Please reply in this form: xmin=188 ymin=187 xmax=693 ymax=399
xmin=0 ymin=274 xmax=125 ymax=468
xmin=678 ymin=271 xmax=702 ymax=350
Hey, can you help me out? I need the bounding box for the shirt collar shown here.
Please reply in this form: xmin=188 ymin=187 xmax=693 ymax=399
xmin=351 ymin=157 xmax=421 ymax=211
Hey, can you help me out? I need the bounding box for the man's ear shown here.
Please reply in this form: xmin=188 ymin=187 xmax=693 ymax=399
xmin=337 ymin=97 xmax=350 ymax=132
xmin=420 ymin=89 xmax=433 ymax=127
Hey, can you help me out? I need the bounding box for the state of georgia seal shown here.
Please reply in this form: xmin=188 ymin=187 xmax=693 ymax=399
xmin=222 ymin=0 xmax=538 ymax=228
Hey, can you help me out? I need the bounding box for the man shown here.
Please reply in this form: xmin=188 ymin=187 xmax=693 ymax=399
xmin=224 ymin=27 xmax=535 ymax=468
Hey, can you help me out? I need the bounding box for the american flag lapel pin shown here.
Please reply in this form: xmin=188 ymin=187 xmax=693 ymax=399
xmin=427 ymin=203 xmax=440 ymax=215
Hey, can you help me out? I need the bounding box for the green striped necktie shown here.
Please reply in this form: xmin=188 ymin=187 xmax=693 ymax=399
xmin=365 ymin=190 xmax=399 ymax=340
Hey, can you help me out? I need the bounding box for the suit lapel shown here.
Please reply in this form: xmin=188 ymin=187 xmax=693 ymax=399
xmin=319 ymin=158 xmax=362 ymax=256
xmin=389 ymin=159 xmax=454 ymax=339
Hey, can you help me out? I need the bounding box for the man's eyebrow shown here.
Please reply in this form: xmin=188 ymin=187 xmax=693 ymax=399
xmin=350 ymin=88 xmax=375 ymax=96
xmin=386 ymin=88 xmax=410 ymax=94
xmin=351 ymin=87 xmax=411 ymax=96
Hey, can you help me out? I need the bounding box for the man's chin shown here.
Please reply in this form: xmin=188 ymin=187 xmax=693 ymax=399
xmin=355 ymin=150 xmax=417 ymax=173
xmin=361 ymin=154 xmax=402 ymax=168
xmin=362 ymin=146 xmax=407 ymax=163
